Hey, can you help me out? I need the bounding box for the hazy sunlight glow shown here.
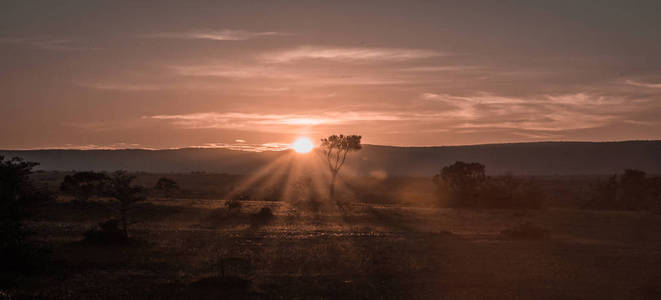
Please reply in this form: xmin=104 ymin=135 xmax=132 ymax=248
xmin=291 ymin=137 xmax=314 ymax=153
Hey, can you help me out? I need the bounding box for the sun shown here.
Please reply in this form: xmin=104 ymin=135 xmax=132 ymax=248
xmin=291 ymin=137 xmax=314 ymax=153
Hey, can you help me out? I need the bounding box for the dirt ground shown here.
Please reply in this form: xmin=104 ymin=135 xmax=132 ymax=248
xmin=5 ymin=198 xmax=661 ymax=299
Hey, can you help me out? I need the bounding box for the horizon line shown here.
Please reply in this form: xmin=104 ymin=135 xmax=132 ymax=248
xmin=1 ymin=139 xmax=660 ymax=152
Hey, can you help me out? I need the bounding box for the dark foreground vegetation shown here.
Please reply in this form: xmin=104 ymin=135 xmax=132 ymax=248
xmin=2 ymin=157 xmax=661 ymax=298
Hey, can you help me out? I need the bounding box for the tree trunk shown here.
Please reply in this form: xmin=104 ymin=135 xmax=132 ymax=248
xmin=329 ymin=171 xmax=338 ymax=201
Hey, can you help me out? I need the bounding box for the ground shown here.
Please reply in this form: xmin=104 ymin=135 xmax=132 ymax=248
xmin=4 ymin=197 xmax=661 ymax=299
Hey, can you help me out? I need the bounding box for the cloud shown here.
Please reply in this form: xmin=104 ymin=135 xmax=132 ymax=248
xmin=146 ymin=111 xmax=407 ymax=130
xmin=624 ymin=79 xmax=661 ymax=89
xmin=33 ymin=143 xmax=147 ymax=150
xmin=76 ymin=80 xmax=240 ymax=92
xmin=171 ymin=64 xmax=294 ymax=79
xmin=0 ymin=37 xmax=101 ymax=51
xmin=400 ymin=66 xmax=479 ymax=72
xmin=169 ymin=62 xmax=411 ymax=86
xmin=146 ymin=29 xmax=287 ymax=41
xmin=77 ymin=82 xmax=166 ymax=91
xmin=263 ymin=46 xmax=442 ymax=63
xmin=419 ymin=91 xmax=645 ymax=132
xmin=191 ymin=142 xmax=290 ymax=152
xmin=145 ymin=90 xmax=643 ymax=135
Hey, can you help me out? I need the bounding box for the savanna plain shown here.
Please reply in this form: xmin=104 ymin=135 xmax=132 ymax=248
xmin=4 ymin=171 xmax=661 ymax=299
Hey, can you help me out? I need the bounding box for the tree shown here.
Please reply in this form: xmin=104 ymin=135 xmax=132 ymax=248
xmin=104 ymin=171 xmax=147 ymax=238
xmin=60 ymin=171 xmax=109 ymax=202
xmin=433 ymin=161 xmax=486 ymax=207
xmin=319 ymin=134 xmax=362 ymax=201
xmin=585 ymin=169 xmax=656 ymax=211
xmin=154 ymin=177 xmax=179 ymax=198
xmin=1 ymin=156 xmax=49 ymax=267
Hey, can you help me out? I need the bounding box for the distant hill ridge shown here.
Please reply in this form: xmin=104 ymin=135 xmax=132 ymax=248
xmin=2 ymin=141 xmax=660 ymax=176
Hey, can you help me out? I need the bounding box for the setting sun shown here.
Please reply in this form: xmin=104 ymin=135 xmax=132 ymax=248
xmin=291 ymin=137 xmax=314 ymax=153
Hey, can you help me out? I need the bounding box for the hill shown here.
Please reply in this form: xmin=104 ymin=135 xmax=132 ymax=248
xmin=2 ymin=141 xmax=660 ymax=176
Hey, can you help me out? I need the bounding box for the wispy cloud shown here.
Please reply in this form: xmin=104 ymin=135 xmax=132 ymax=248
xmin=191 ymin=142 xmax=290 ymax=152
xmin=33 ymin=143 xmax=147 ymax=150
xmin=146 ymin=29 xmax=287 ymax=41
xmin=170 ymin=62 xmax=411 ymax=86
xmin=263 ymin=46 xmax=442 ymax=63
xmin=400 ymin=66 xmax=479 ymax=72
xmin=146 ymin=111 xmax=406 ymax=130
xmin=77 ymin=82 xmax=166 ymax=91
xmin=420 ymin=92 xmax=643 ymax=132
xmin=624 ymin=79 xmax=661 ymax=89
xmin=0 ymin=37 xmax=101 ymax=51
xmin=171 ymin=64 xmax=294 ymax=79
xmin=145 ymin=90 xmax=646 ymax=135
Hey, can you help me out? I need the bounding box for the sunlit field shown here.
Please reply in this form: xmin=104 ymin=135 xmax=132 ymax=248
xmin=5 ymin=167 xmax=659 ymax=299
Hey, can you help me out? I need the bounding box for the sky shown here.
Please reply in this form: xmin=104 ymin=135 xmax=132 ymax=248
xmin=2 ymin=0 xmax=661 ymax=151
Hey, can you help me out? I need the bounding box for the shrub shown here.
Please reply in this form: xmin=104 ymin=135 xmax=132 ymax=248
xmin=83 ymin=218 xmax=127 ymax=244
xmin=433 ymin=161 xmax=486 ymax=208
xmin=433 ymin=162 xmax=544 ymax=209
xmin=59 ymin=171 xmax=109 ymax=202
xmin=500 ymin=221 xmax=550 ymax=239
xmin=153 ymin=177 xmax=179 ymax=198
xmin=251 ymin=207 xmax=274 ymax=226
xmin=225 ymin=198 xmax=242 ymax=215
xmin=585 ymin=169 xmax=658 ymax=211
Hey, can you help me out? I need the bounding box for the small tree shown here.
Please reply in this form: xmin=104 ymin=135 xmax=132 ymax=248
xmin=104 ymin=171 xmax=147 ymax=238
xmin=154 ymin=177 xmax=179 ymax=198
xmin=60 ymin=171 xmax=109 ymax=202
xmin=320 ymin=134 xmax=362 ymax=201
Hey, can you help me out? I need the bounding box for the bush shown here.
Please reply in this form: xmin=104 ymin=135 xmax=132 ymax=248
xmin=59 ymin=171 xmax=109 ymax=202
xmin=478 ymin=177 xmax=544 ymax=209
xmin=225 ymin=198 xmax=242 ymax=215
xmin=251 ymin=207 xmax=274 ymax=226
xmin=433 ymin=162 xmax=544 ymax=209
xmin=433 ymin=161 xmax=486 ymax=208
xmin=500 ymin=221 xmax=550 ymax=239
xmin=585 ymin=169 xmax=659 ymax=211
xmin=153 ymin=177 xmax=179 ymax=198
xmin=83 ymin=218 xmax=127 ymax=244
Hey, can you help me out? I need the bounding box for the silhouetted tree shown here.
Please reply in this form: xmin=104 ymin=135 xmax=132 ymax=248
xmin=433 ymin=161 xmax=486 ymax=207
xmin=104 ymin=171 xmax=147 ymax=238
xmin=60 ymin=171 xmax=109 ymax=202
xmin=1 ymin=156 xmax=51 ymax=268
xmin=320 ymin=134 xmax=362 ymax=201
xmin=154 ymin=177 xmax=179 ymax=198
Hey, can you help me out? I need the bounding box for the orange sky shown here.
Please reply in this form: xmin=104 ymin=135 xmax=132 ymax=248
xmin=2 ymin=1 xmax=661 ymax=150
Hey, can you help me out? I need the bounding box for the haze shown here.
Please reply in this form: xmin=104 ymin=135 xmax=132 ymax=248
xmin=2 ymin=0 xmax=661 ymax=150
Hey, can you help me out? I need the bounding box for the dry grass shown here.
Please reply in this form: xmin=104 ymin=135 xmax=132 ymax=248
xmin=3 ymin=197 xmax=660 ymax=299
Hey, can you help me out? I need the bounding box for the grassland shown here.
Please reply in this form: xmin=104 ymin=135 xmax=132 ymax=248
xmin=5 ymin=187 xmax=661 ymax=299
